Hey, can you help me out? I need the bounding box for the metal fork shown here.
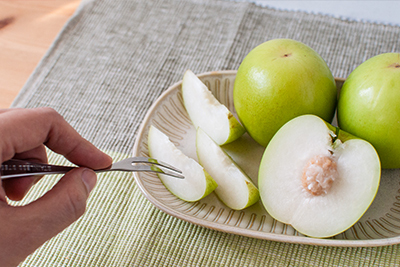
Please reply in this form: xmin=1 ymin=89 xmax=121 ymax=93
xmin=0 ymin=157 xmax=184 ymax=179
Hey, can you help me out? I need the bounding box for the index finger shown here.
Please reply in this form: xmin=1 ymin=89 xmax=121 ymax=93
xmin=0 ymin=107 xmax=112 ymax=169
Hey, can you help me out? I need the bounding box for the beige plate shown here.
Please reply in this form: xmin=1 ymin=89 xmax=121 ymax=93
xmin=132 ymin=70 xmax=400 ymax=247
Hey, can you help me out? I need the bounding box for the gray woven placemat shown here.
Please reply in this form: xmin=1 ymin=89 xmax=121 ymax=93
xmin=14 ymin=0 xmax=400 ymax=266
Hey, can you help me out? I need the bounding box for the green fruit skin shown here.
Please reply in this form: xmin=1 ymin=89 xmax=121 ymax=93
xmin=201 ymin=170 xmax=219 ymax=200
xmin=324 ymin=120 xmax=357 ymax=143
xmin=337 ymin=53 xmax=400 ymax=169
xmin=225 ymin=114 xmax=246 ymax=145
xmin=233 ymin=39 xmax=337 ymax=147
xmin=244 ymin=181 xmax=260 ymax=209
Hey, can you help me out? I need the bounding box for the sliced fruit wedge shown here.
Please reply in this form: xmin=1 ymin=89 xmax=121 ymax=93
xmin=148 ymin=125 xmax=217 ymax=202
xmin=196 ymin=127 xmax=259 ymax=210
xmin=258 ymin=115 xmax=381 ymax=238
xmin=182 ymin=70 xmax=245 ymax=145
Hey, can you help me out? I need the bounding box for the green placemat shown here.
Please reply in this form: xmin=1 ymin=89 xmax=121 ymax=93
xmin=13 ymin=0 xmax=400 ymax=266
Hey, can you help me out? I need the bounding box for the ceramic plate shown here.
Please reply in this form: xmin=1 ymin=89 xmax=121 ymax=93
xmin=132 ymin=71 xmax=400 ymax=247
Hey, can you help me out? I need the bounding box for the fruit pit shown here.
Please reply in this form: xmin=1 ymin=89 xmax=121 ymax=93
xmin=301 ymin=155 xmax=338 ymax=196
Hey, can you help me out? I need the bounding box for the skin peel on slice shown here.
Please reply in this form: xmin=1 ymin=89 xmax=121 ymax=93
xmin=258 ymin=115 xmax=381 ymax=238
xmin=196 ymin=127 xmax=259 ymax=210
xmin=182 ymin=70 xmax=245 ymax=145
xmin=148 ymin=125 xmax=217 ymax=202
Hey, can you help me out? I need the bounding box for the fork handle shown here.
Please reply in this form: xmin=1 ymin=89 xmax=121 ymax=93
xmin=1 ymin=159 xmax=76 ymax=179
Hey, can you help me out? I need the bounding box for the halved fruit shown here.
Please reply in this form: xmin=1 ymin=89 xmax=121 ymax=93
xmin=182 ymin=70 xmax=245 ymax=145
xmin=258 ymin=115 xmax=381 ymax=238
xmin=148 ymin=125 xmax=217 ymax=202
xmin=196 ymin=127 xmax=259 ymax=210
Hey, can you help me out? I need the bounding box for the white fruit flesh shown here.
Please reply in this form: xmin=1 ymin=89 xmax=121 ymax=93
xmin=259 ymin=115 xmax=380 ymax=238
xmin=148 ymin=125 xmax=217 ymax=202
xmin=196 ymin=127 xmax=259 ymax=210
xmin=182 ymin=70 xmax=245 ymax=145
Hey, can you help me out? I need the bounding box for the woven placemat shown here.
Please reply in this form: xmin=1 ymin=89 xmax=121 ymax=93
xmin=14 ymin=0 xmax=400 ymax=266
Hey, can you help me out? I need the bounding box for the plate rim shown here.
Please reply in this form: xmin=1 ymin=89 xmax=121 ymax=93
xmin=132 ymin=70 xmax=400 ymax=247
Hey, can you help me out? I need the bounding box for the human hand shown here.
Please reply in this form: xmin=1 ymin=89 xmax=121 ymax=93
xmin=0 ymin=107 xmax=112 ymax=266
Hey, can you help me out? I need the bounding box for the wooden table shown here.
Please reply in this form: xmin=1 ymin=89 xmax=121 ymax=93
xmin=0 ymin=0 xmax=80 ymax=108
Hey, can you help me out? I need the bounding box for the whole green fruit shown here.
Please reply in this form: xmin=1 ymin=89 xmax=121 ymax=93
xmin=233 ymin=38 xmax=337 ymax=147
xmin=337 ymin=53 xmax=400 ymax=169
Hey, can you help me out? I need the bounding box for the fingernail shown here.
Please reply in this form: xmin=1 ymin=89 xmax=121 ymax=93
xmin=81 ymin=169 xmax=97 ymax=193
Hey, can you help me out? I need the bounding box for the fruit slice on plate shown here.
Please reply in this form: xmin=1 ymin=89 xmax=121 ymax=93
xmin=182 ymin=69 xmax=245 ymax=145
xmin=196 ymin=127 xmax=259 ymax=210
xmin=258 ymin=115 xmax=381 ymax=238
xmin=148 ymin=125 xmax=217 ymax=202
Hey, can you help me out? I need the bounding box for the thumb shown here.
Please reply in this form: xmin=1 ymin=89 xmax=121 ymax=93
xmin=28 ymin=167 xmax=97 ymax=231
xmin=0 ymin=168 xmax=97 ymax=266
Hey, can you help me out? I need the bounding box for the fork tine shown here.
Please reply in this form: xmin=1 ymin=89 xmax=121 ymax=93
xmin=132 ymin=164 xmax=185 ymax=179
xmin=130 ymin=157 xmax=182 ymax=174
xmin=111 ymin=157 xmax=184 ymax=179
